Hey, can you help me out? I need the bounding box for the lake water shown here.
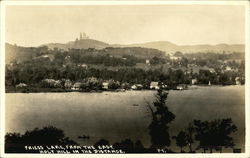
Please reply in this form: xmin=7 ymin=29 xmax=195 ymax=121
xmin=5 ymin=85 xmax=245 ymax=152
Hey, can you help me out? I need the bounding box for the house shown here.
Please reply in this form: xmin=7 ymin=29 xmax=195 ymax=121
xmin=235 ymin=77 xmax=241 ymax=85
xmin=176 ymin=84 xmax=187 ymax=90
xmin=64 ymin=80 xmax=72 ymax=89
xmin=131 ymin=85 xmax=137 ymax=90
xmin=131 ymin=84 xmax=143 ymax=90
xmin=43 ymin=79 xmax=55 ymax=83
xmin=191 ymin=79 xmax=198 ymax=85
xmin=162 ymin=83 xmax=168 ymax=89
xmin=71 ymin=82 xmax=82 ymax=90
xmin=102 ymin=82 xmax=109 ymax=90
xmin=202 ymin=66 xmax=215 ymax=73
xmin=65 ymin=55 xmax=71 ymax=60
xmin=169 ymin=52 xmax=182 ymax=60
xmin=225 ymin=66 xmax=232 ymax=71
xmin=54 ymin=80 xmax=62 ymax=88
xmin=77 ymin=64 xmax=88 ymax=68
xmin=170 ymin=56 xmax=181 ymax=60
xmin=42 ymin=79 xmax=59 ymax=88
xmin=42 ymin=54 xmax=54 ymax=61
xmin=16 ymin=83 xmax=27 ymax=88
xmin=121 ymin=82 xmax=130 ymax=89
xmin=150 ymin=82 xmax=160 ymax=90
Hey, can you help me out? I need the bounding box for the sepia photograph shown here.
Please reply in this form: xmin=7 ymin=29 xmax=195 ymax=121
xmin=0 ymin=1 xmax=249 ymax=157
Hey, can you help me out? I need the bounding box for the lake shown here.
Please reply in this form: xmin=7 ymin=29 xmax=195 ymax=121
xmin=5 ymin=85 xmax=245 ymax=152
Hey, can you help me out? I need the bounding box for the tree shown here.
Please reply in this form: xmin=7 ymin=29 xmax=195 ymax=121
xmin=5 ymin=126 xmax=78 ymax=153
xmin=108 ymin=79 xmax=120 ymax=89
xmin=193 ymin=118 xmax=237 ymax=153
xmin=172 ymin=130 xmax=188 ymax=152
xmin=94 ymin=139 xmax=110 ymax=146
xmin=146 ymin=90 xmax=175 ymax=149
xmin=186 ymin=123 xmax=195 ymax=153
xmin=113 ymin=139 xmax=134 ymax=153
xmin=134 ymin=140 xmax=145 ymax=153
xmin=80 ymin=77 xmax=102 ymax=91
xmin=174 ymin=51 xmax=183 ymax=57
xmin=198 ymin=69 xmax=212 ymax=84
xmin=174 ymin=69 xmax=185 ymax=84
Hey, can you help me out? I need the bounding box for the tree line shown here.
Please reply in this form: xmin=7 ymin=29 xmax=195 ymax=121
xmin=5 ymin=45 xmax=245 ymax=91
xmin=6 ymin=63 xmax=243 ymax=91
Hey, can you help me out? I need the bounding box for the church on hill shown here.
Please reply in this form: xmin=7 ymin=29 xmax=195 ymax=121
xmin=76 ymin=32 xmax=89 ymax=41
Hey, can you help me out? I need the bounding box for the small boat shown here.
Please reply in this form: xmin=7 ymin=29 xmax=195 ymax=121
xmin=208 ymin=81 xmax=211 ymax=86
xmin=78 ymin=135 xmax=90 ymax=139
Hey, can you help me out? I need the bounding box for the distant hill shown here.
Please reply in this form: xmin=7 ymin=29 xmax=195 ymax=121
xmin=5 ymin=43 xmax=35 ymax=64
xmin=102 ymin=47 xmax=165 ymax=59
xmin=179 ymin=43 xmax=244 ymax=53
xmin=44 ymin=39 xmax=245 ymax=53
xmin=44 ymin=39 xmax=109 ymax=50
xmin=121 ymin=41 xmax=245 ymax=53
xmin=5 ymin=43 xmax=165 ymax=64
xmin=121 ymin=41 xmax=178 ymax=53
xmin=6 ymin=39 xmax=244 ymax=64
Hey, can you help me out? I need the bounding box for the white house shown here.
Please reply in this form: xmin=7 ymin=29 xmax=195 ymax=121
xmin=131 ymin=84 xmax=143 ymax=90
xmin=71 ymin=82 xmax=82 ymax=90
xmin=176 ymin=84 xmax=187 ymax=90
xmin=191 ymin=79 xmax=198 ymax=85
xmin=235 ymin=77 xmax=241 ymax=85
xmin=16 ymin=83 xmax=27 ymax=88
xmin=225 ymin=66 xmax=232 ymax=71
xmin=150 ymin=82 xmax=160 ymax=90
xmin=102 ymin=82 xmax=109 ymax=90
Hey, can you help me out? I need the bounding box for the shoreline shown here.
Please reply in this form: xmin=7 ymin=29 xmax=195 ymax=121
xmin=5 ymin=85 xmax=244 ymax=93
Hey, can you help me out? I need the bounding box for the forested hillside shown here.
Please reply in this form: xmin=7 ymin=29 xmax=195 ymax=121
xmin=5 ymin=43 xmax=245 ymax=92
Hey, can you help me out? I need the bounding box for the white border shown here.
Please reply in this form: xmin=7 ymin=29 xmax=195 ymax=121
xmin=0 ymin=0 xmax=6 ymax=157
xmin=0 ymin=1 xmax=249 ymax=158
xmin=0 ymin=0 xmax=248 ymax=5
xmin=244 ymin=1 xmax=250 ymax=158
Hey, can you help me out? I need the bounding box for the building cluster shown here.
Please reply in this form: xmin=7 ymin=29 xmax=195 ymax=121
xmin=15 ymin=74 xmax=243 ymax=91
xmin=15 ymin=77 xmax=196 ymax=91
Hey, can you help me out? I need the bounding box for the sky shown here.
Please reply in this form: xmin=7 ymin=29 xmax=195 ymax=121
xmin=5 ymin=4 xmax=245 ymax=47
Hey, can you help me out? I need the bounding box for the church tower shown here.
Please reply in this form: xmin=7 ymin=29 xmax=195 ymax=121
xmin=80 ymin=33 xmax=83 ymax=40
xmin=79 ymin=32 xmax=89 ymax=40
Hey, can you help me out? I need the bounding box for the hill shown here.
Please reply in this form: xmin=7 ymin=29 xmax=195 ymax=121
xmin=179 ymin=43 xmax=244 ymax=53
xmin=5 ymin=43 xmax=166 ymax=64
xmin=44 ymin=39 xmax=109 ymax=50
xmin=122 ymin=42 xmax=244 ymax=53
xmin=6 ymin=39 xmax=244 ymax=64
xmin=44 ymin=39 xmax=245 ymax=53
xmin=5 ymin=43 xmax=46 ymax=64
